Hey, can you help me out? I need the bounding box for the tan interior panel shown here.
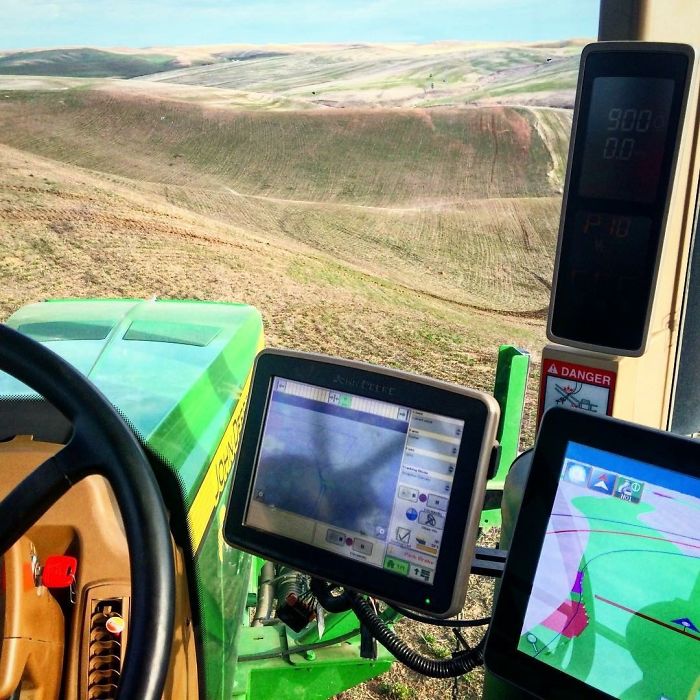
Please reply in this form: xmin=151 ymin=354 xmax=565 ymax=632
xmin=0 ymin=536 xmax=64 ymax=699
xmin=0 ymin=436 xmax=198 ymax=699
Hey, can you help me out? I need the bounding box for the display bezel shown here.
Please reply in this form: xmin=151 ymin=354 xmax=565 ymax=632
xmin=485 ymin=406 xmax=700 ymax=699
xmin=224 ymin=349 xmax=499 ymax=617
xmin=547 ymin=42 xmax=694 ymax=356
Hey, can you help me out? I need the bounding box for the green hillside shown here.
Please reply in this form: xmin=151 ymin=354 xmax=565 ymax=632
xmin=0 ymin=41 xmax=583 ymax=108
xmin=0 ymin=89 xmax=567 ymax=203
xmin=0 ymin=48 xmax=185 ymax=78
xmin=143 ymin=41 xmax=583 ymax=108
xmin=0 ymin=89 xmax=570 ymax=313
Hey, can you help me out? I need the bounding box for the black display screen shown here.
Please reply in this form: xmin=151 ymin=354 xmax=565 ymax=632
xmin=549 ymin=46 xmax=691 ymax=354
xmin=244 ymin=376 xmax=465 ymax=587
xmin=553 ymin=210 xmax=654 ymax=355
xmin=579 ymin=77 xmax=674 ymax=203
xmin=484 ymin=407 xmax=700 ymax=700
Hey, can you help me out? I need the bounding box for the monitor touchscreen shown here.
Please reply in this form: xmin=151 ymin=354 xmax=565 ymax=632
xmin=519 ymin=442 xmax=700 ymax=699
xmin=244 ymin=377 xmax=465 ymax=586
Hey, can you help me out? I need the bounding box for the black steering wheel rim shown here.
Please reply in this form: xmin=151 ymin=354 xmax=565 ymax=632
xmin=0 ymin=323 xmax=175 ymax=700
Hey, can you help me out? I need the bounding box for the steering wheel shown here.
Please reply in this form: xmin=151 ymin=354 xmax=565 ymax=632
xmin=0 ymin=324 xmax=175 ymax=699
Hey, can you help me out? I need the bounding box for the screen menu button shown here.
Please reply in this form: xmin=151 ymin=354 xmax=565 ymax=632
xmin=326 ymin=529 xmax=346 ymax=546
xmin=427 ymin=494 xmax=448 ymax=511
xmin=418 ymin=509 xmax=445 ymax=530
xmin=352 ymin=538 xmax=374 ymax=555
xmin=398 ymin=485 xmax=419 ymax=502
xmin=383 ymin=555 xmax=410 ymax=576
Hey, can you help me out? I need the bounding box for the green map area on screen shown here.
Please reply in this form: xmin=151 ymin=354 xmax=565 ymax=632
xmin=519 ymin=442 xmax=700 ymax=699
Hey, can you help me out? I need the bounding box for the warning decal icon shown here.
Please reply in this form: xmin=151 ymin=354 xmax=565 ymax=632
xmin=539 ymin=357 xmax=616 ymax=420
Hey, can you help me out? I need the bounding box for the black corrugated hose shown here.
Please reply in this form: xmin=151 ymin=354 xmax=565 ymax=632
xmin=347 ymin=591 xmax=486 ymax=678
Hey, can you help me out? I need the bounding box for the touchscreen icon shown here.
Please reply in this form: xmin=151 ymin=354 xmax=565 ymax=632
xmin=405 ymin=508 xmax=418 ymax=521
xmin=588 ymin=470 xmax=616 ymax=494
xmin=352 ymin=538 xmax=373 ymax=555
xmin=415 ymin=536 xmax=438 ymax=555
xmin=399 ymin=485 xmax=419 ymax=502
xmin=427 ymin=494 xmax=447 ymax=511
xmin=614 ymin=476 xmax=644 ymax=503
xmin=410 ymin=566 xmax=432 ymax=582
xmin=325 ymin=529 xmax=345 ymax=546
xmin=563 ymin=461 xmax=591 ymax=487
xmin=671 ymin=617 xmax=699 ymax=633
xmin=418 ymin=509 xmax=445 ymax=530
xmin=396 ymin=527 xmax=411 ymax=544
xmin=383 ymin=556 xmax=410 ymax=576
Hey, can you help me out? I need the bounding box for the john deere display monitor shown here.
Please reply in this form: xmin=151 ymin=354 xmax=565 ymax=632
xmin=224 ymin=349 xmax=499 ymax=617
xmin=548 ymin=42 xmax=694 ymax=356
xmin=486 ymin=407 xmax=700 ymax=699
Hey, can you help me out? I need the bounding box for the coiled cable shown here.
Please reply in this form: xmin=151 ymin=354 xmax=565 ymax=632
xmin=347 ymin=591 xmax=486 ymax=678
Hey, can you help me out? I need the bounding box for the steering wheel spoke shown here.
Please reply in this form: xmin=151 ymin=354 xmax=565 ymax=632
xmin=0 ymin=436 xmax=94 ymax=555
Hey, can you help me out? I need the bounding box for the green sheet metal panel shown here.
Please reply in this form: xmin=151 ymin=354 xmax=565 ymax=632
xmin=3 ymin=298 xmax=263 ymax=507
xmin=482 ymin=344 xmax=530 ymax=530
xmin=234 ymin=626 xmax=393 ymax=700
xmin=1 ymin=298 xmax=264 ymax=699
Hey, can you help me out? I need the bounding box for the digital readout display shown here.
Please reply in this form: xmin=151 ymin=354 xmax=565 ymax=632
xmin=579 ymin=77 xmax=674 ymax=204
xmin=245 ymin=378 xmax=464 ymax=586
xmin=551 ymin=211 xmax=654 ymax=350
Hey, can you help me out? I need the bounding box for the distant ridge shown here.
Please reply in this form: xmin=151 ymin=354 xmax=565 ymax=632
xmin=0 ymin=48 xmax=189 ymax=78
xmin=0 ymin=41 xmax=585 ymax=108
xmin=140 ymin=41 xmax=583 ymax=109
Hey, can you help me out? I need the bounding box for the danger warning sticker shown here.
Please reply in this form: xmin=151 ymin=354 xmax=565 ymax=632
xmin=539 ymin=358 xmax=616 ymax=421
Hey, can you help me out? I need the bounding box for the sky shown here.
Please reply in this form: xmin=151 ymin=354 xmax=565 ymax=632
xmin=0 ymin=0 xmax=599 ymax=51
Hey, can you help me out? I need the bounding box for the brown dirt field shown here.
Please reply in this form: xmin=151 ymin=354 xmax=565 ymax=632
xmin=0 ymin=141 xmax=547 ymax=377
xmin=0 ymin=90 xmax=569 ymax=320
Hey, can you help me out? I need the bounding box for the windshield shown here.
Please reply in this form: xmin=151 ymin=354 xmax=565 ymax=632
xmin=0 ymin=2 xmax=598 ymax=699
xmin=0 ymin=3 xmax=597 ymax=393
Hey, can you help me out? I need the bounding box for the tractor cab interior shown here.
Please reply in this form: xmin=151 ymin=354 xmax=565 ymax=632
xmin=1 ymin=2 xmax=700 ymax=699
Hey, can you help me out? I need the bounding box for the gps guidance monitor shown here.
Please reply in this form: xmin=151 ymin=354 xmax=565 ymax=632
xmin=224 ymin=349 xmax=499 ymax=617
xmin=486 ymin=408 xmax=700 ymax=699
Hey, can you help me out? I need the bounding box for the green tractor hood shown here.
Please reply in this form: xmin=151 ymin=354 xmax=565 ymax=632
xmin=1 ymin=298 xmax=264 ymax=552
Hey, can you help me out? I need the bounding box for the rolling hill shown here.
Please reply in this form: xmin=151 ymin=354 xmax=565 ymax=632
xmin=142 ymin=41 xmax=582 ymax=108
xmin=0 ymin=48 xmax=188 ymax=78
xmin=0 ymin=41 xmax=583 ymax=108
xmin=0 ymin=89 xmax=570 ymax=316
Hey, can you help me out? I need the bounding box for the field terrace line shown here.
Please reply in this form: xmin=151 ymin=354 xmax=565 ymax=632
xmin=221 ymin=186 xmax=542 ymax=213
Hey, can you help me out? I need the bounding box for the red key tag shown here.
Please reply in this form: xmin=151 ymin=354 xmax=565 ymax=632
xmin=42 ymin=555 xmax=78 ymax=588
